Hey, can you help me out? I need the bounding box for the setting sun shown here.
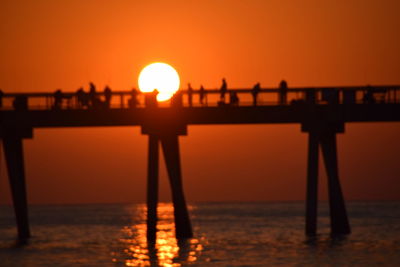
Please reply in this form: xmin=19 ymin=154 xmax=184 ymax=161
xmin=138 ymin=62 xmax=180 ymax=101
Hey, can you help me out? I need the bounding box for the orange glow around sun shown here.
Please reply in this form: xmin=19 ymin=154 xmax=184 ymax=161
xmin=138 ymin=62 xmax=180 ymax=101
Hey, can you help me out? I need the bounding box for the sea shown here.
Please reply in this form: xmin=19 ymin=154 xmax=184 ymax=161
xmin=0 ymin=201 xmax=400 ymax=266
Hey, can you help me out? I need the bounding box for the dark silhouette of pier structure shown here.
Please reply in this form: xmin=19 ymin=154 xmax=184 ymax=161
xmin=1 ymin=84 xmax=400 ymax=242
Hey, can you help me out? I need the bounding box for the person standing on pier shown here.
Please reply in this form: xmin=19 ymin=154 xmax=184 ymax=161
xmin=104 ymin=86 xmax=112 ymax=108
xmin=252 ymin=82 xmax=261 ymax=106
xmin=53 ymin=89 xmax=63 ymax=109
xmin=89 ymin=82 xmax=97 ymax=107
xmin=199 ymin=85 xmax=206 ymax=106
xmin=229 ymin=91 xmax=239 ymax=106
xmin=76 ymin=87 xmax=89 ymax=108
xmin=76 ymin=88 xmax=83 ymax=108
xmin=220 ymin=78 xmax=227 ymax=102
xmin=128 ymin=88 xmax=139 ymax=108
xmin=145 ymin=89 xmax=159 ymax=108
xmin=279 ymin=80 xmax=288 ymax=105
xmin=187 ymin=83 xmax=193 ymax=107
xmin=89 ymin=82 xmax=104 ymax=108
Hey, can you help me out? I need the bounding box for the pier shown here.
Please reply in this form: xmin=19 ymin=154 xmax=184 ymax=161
xmin=1 ymin=85 xmax=400 ymax=242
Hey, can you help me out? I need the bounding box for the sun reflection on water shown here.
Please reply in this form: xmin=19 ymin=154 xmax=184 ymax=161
xmin=115 ymin=203 xmax=203 ymax=266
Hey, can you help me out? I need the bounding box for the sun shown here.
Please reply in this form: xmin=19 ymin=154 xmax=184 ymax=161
xmin=138 ymin=62 xmax=180 ymax=101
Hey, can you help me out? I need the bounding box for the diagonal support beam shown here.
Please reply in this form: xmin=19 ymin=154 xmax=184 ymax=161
xmin=160 ymin=134 xmax=193 ymax=239
xmin=2 ymin=137 xmax=30 ymax=241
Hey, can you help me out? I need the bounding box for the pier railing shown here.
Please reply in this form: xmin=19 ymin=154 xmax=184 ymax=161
xmin=1 ymin=85 xmax=399 ymax=111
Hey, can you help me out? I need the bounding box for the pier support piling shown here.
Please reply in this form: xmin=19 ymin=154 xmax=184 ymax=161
xmin=160 ymin=134 xmax=193 ymax=239
xmin=142 ymin=118 xmax=192 ymax=241
xmin=2 ymin=137 xmax=30 ymax=240
xmin=320 ymin=132 xmax=351 ymax=235
xmin=146 ymin=134 xmax=159 ymax=243
xmin=303 ymin=118 xmax=350 ymax=236
xmin=305 ymin=133 xmax=319 ymax=235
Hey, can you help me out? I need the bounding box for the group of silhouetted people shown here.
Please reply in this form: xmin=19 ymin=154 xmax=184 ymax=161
xmin=47 ymin=79 xmax=293 ymax=110
xmin=52 ymin=83 xmax=116 ymax=110
xmin=176 ymin=79 xmax=290 ymax=107
xmin=0 ymin=88 xmax=28 ymax=110
xmin=4 ymin=79 xmax=394 ymax=112
xmin=50 ymin=83 xmax=144 ymax=110
xmin=185 ymin=83 xmax=206 ymax=106
xmin=22 ymin=79 xmax=294 ymax=111
xmin=216 ymin=78 xmax=288 ymax=106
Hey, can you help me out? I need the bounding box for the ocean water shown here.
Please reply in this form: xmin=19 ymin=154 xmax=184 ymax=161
xmin=0 ymin=202 xmax=400 ymax=266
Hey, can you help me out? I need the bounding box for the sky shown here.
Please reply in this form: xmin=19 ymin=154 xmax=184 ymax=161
xmin=0 ymin=0 xmax=399 ymax=204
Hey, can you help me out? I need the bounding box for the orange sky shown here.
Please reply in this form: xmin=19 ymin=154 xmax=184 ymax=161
xmin=0 ymin=0 xmax=399 ymax=204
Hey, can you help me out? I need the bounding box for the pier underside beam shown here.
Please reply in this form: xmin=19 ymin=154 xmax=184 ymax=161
xmin=160 ymin=134 xmax=193 ymax=239
xmin=146 ymin=135 xmax=159 ymax=243
xmin=2 ymin=137 xmax=30 ymax=241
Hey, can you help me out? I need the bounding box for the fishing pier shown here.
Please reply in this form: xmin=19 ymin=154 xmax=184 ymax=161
xmin=1 ymin=85 xmax=399 ymax=242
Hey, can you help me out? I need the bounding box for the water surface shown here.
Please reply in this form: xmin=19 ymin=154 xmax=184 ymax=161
xmin=1 ymin=202 xmax=399 ymax=266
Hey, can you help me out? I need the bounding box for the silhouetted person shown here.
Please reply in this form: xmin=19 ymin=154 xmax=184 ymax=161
xmin=0 ymin=89 xmax=3 ymax=108
xmin=188 ymin=83 xmax=193 ymax=107
xmin=13 ymin=95 xmax=28 ymax=110
xmin=53 ymin=89 xmax=63 ymax=109
xmin=88 ymin=82 xmax=105 ymax=108
xmin=171 ymin=90 xmax=183 ymax=107
xmin=199 ymin=85 xmax=205 ymax=106
xmin=145 ymin=89 xmax=159 ymax=108
xmin=76 ymin=88 xmax=83 ymax=108
xmin=128 ymin=88 xmax=139 ymax=108
xmin=220 ymin=78 xmax=227 ymax=102
xmin=233 ymin=91 xmax=239 ymax=106
xmin=279 ymin=80 xmax=288 ymax=105
xmin=76 ymin=87 xmax=84 ymax=108
xmin=252 ymin=82 xmax=261 ymax=106
xmin=89 ymin=82 xmax=97 ymax=107
xmin=187 ymin=83 xmax=193 ymax=107
xmin=104 ymin=86 xmax=112 ymax=108
xmin=76 ymin=87 xmax=89 ymax=108
xmin=229 ymin=91 xmax=239 ymax=106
